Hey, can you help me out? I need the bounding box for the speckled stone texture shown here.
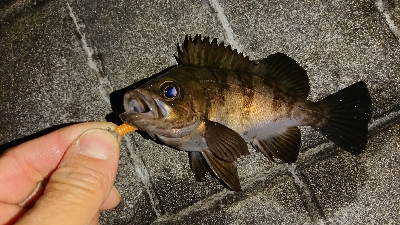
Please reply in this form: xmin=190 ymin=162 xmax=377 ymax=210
xmin=1 ymin=0 xmax=399 ymax=224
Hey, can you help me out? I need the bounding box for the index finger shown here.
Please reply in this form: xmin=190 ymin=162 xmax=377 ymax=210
xmin=0 ymin=122 xmax=118 ymax=204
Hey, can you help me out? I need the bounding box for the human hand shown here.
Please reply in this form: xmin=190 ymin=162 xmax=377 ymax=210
xmin=0 ymin=122 xmax=122 ymax=225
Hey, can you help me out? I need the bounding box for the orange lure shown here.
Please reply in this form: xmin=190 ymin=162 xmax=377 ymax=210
xmin=114 ymin=123 xmax=137 ymax=136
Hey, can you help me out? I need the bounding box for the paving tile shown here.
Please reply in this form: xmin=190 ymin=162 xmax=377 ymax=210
xmin=303 ymin=120 xmax=400 ymax=224
xmin=0 ymin=1 xmax=109 ymax=142
xmin=0 ymin=1 xmax=399 ymax=224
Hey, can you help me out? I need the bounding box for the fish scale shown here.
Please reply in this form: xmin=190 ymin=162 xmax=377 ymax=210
xmin=204 ymin=70 xmax=319 ymax=140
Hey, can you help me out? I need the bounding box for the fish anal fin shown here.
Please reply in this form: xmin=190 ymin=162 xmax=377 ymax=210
xmin=252 ymin=127 xmax=301 ymax=163
xmin=188 ymin=151 xmax=209 ymax=182
xmin=254 ymin=53 xmax=310 ymax=99
xmin=204 ymin=120 xmax=249 ymax=162
xmin=202 ymin=150 xmax=241 ymax=191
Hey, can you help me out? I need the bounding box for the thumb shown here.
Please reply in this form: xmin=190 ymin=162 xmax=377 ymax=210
xmin=16 ymin=128 xmax=121 ymax=225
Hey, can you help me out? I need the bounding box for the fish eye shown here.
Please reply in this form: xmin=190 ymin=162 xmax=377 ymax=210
xmin=160 ymin=81 xmax=180 ymax=101
xmin=164 ymin=86 xmax=177 ymax=98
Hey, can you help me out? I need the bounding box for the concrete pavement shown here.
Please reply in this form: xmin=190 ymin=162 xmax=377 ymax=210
xmin=1 ymin=0 xmax=399 ymax=224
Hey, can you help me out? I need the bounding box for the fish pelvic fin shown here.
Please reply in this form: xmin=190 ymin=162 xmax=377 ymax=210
xmin=317 ymin=81 xmax=372 ymax=155
xmin=201 ymin=149 xmax=241 ymax=191
xmin=189 ymin=151 xmax=208 ymax=182
xmin=252 ymin=127 xmax=301 ymax=163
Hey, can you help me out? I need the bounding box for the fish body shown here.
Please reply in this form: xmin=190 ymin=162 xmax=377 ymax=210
xmin=120 ymin=35 xmax=372 ymax=191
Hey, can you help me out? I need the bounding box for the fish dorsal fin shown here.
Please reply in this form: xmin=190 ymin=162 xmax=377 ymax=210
xmin=177 ymin=34 xmax=255 ymax=73
xmin=254 ymin=53 xmax=310 ymax=99
xmin=177 ymin=35 xmax=310 ymax=99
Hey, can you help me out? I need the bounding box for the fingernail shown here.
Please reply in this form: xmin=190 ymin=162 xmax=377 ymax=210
xmin=109 ymin=130 xmax=119 ymax=139
xmin=112 ymin=185 xmax=121 ymax=199
xmin=78 ymin=129 xmax=118 ymax=160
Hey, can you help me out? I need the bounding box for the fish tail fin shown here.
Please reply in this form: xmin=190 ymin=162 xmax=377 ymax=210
xmin=317 ymin=81 xmax=372 ymax=155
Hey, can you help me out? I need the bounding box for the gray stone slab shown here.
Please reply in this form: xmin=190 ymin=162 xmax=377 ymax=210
xmin=328 ymin=120 xmax=400 ymax=224
xmin=378 ymin=0 xmax=400 ymax=43
xmin=223 ymin=0 xmax=400 ymax=115
xmin=0 ymin=1 xmax=109 ymax=141
xmin=70 ymin=0 xmax=225 ymax=89
xmin=0 ymin=0 xmax=399 ymax=225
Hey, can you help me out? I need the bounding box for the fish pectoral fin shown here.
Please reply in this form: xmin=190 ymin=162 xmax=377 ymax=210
xmin=252 ymin=127 xmax=301 ymax=163
xmin=189 ymin=151 xmax=209 ymax=182
xmin=204 ymin=120 xmax=250 ymax=162
xmin=201 ymin=149 xmax=241 ymax=191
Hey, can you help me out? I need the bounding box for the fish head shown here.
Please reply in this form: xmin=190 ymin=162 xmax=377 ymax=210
xmin=120 ymin=67 xmax=207 ymax=138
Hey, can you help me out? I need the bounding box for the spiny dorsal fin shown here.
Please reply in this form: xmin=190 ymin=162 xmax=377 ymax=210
xmin=177 ymin=35 xmax=310 ymax=99
xmin=177 ymin=34 xmax=255 ymax=73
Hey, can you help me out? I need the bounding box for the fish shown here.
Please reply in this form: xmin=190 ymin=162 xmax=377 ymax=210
xmin=120 ymin=35 xmax=372 ymax=191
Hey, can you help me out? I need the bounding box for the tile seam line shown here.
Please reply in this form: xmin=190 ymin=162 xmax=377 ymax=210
xmin=284 ymin=109 xmax=400 ymax=224
xmin=376 ymin=0 xmax=400 ymax=44
xmin=66 ymin=3 xmax=112 ymax=105
xmin=125 ymin=136 xmax=161 ymax=217
xmin=152 ymin=109 xmax=400 ymax=222
xmin=208 ymin=0 xmax=242 ymax=52
xmin=287 ymin=164 xmax=326 ymax=222
xmin=66 ymin=3 xmax=160 ymax=217
xmin=296 ymin=109 xmax=400 ymax=164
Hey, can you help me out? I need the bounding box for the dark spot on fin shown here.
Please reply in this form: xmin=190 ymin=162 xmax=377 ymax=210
xmin=317 ymin=81 xmax=372 ymax=155
xmin=254 ymin=53 xmax=310 ymax=99
xmin=201 ymin=149 xmax=241 ymax=191
xmin=252 ymin=127 xmax=301 ymax=163
xmin=204 ymin=120 xmax=250 ymax=162
xmin=188 ymin=151 xmax=208 ymax=182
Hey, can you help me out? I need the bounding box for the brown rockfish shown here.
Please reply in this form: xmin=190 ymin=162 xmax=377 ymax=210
xmin=120 ymin=35 xmax=372 ymax=191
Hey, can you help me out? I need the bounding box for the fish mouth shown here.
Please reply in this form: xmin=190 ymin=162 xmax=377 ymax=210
xmin=120 ymin=88 xmax=203 ymax=138
xmin=121 ymin=89 xmax=187 ymax=137
xmin=122 ymin=89 xmax=167 ymax=120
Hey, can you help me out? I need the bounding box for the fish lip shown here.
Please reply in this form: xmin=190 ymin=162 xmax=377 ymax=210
xmin=123 ymin=89 xmax=160 ymax=119
xmin=121 ymin=87 xmax=203 ymax=138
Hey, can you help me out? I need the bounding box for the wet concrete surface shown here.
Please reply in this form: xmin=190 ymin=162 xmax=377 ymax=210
xmin=1 ymin=0 xmax=399 ymax=224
